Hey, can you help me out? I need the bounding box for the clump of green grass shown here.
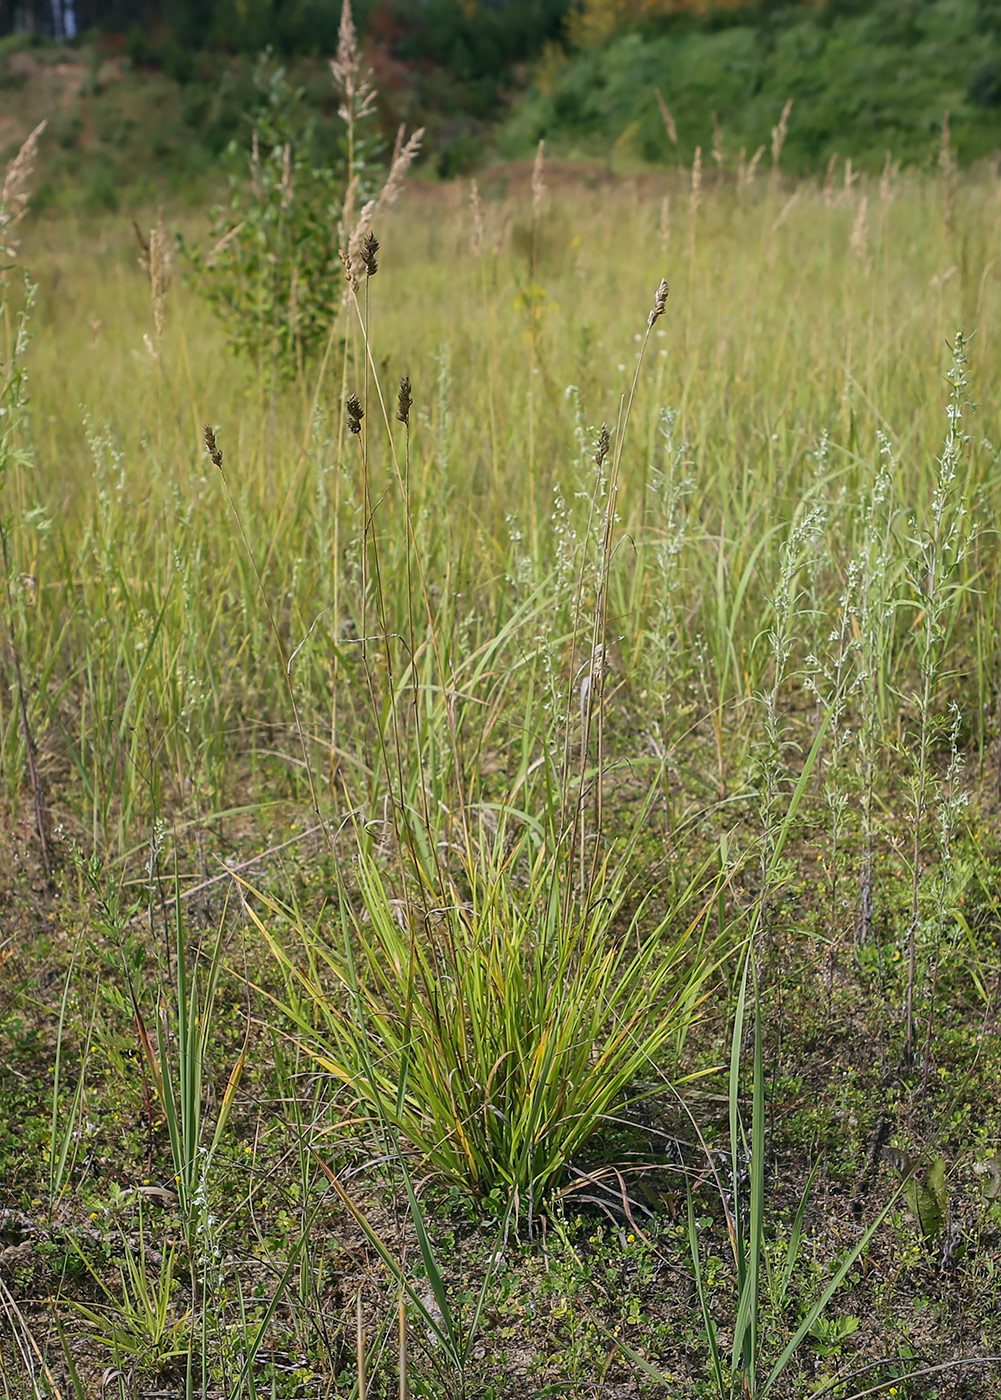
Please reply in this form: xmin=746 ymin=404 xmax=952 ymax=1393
xmin=248 ymin=837 xmax=725 ymax=1220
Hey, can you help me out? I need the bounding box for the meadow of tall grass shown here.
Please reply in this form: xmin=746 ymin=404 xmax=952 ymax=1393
xmin=1 ymin=138 xmax=1001 ymax=1399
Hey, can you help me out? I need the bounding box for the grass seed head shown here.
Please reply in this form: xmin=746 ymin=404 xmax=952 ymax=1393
xmin=149 ymin=211 xmax=171 ymax=343
xmin=331 ymin=0 xmax=376 ymax=122
xmin=531 ymin=138 xmax=546 ymax=216
xmin=396 ymin=375 xmax=412 ymax=426
xmin=939 ymin=111 xmax=957 ymax=181
xmin=648 ymin=278 xmax=670 ymax=328
xmin=361 ymin=230 xmax=380 ymax=278
xmin=469 ymin=179 xmax=485 ymax=258
xmin=203 ymin=426 xmax=223 ymax=468
xmin=339 ymin=245 xmax=360 ymax=295
xmin=347 ymin=393 xmax=364 ymax=434
xmin=132 ymin=219 xmax=151 ymax=270
xmin=712 ymin=111 xmax=724 ymax=168
xmin=377 ymin=126 xmax=425 ymax=211
xmin=690 ymin=146 xmax=703 ymax=217
xmin=822 ymin=152 xmax=839 ymax=206
xmin=850 ymin=194 xmax=870 ymax=264
xmin=879 ymin=151 xmax=899 ymax=205
xmin=655 ymin=88 xmax=678 ymax=147
xmin=771 ymin=98 xmax=793 ymax=166
xmin=0 ymin=119 xmax=46 ymax=260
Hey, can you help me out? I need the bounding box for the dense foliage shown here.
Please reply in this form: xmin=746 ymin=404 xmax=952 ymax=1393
xmin=506 ymin=0 xmax=1001 ymax=169
xmin=1 ymin=0 xmax=999 ymax=200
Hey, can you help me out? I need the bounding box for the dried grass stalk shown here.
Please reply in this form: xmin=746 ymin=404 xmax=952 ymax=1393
xmin=771 ymin=98 xmax=793 ymax=167
xmin=655 ymin=88 xmax=678 ymax=148
xmin=745 ymin=144 xmax=764 ymax=188
xmin=822 ymin=152 xmax=839 ymax=207
xmin=850 ymin=195 xmax=870 ymax=264
xmin=377 ymin=126 xmax=424 ymax=211
xmin=149 ymin=211 xmax=171 ymax=344
xmin=689 ymin=146 xmax=702 ymax=218
xmin=938 ymin=111 xmax=957 ymax=182
xmin=772 ymin=185 xmax=802 ymax=232
xmin=341 ymin=126 xmax=424 ymax=293
xmin=531 ymin=138 xmax=546 ymax=216
xmin=879 ymin=151 xmax=899 ymax=206
xmin=712 ymin=111 xmax=724 ymax=168
xmin=469 ymin=179 xmax=484 ymax=258
xmin=659 ymin=192 xmax=670 ymax=250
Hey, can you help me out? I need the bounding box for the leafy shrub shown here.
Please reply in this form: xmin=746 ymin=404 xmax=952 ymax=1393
xmin=185 ymin=57 xmax=351 ymax=380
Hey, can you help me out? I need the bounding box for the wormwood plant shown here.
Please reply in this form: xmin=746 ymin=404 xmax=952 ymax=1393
xmin=901 ymin=332 xmax=976 ymax=1062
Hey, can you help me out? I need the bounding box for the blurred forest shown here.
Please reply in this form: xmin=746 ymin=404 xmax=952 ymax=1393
xmin=0 ymin=0 xmax=999 ymax=203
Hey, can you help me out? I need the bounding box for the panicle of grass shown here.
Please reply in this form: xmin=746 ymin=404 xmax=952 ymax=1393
xmin=690 ymin=145 xmax=703 ymax=218
xmin=771 ymin=98 xmax=793 ymax=167
xmin=712 ymin=111 xmax=724 ymax=168
xmin=396 ymin=374 xmax=412 ymax=425
xmin=594 ymin=421 xmax=610 ymax=466
xmin=771 ymin=185 xmax=802 ymax=232
xmin=469 ymin=178 xmax=485 ymax=257
xmin=249 ymin=128 xmax=261 ymax=196
xmin=659 ymin=191 xmax=671 ymax=249
xmin=531 ymin=137 xmax=547 ymax=216
xmin=879 ymin=150 xmax=899 ymax=205
xmin=648 ymin=277 xmax=670 ymax=328
xmin=822 ymin=151 xmax=839 ymax=206
xmin=343 ymin=128 xmax=423 ymax=281
xmin=346 ymin=197 xmax=376 ymax=283
xmin=745 ymin=143 xmax=764 ymax=186
xmin=0 ymin=119 xmax=46 ymax=260
xmin=850 ymin=194 xmax=870 ymax=264
xmin=939 ymin=111 xmax=958 ymax=236
xmin=839 ymin=156 xmax=860 ymax=204
xmin=360 ymin=229 xmax=380 ymax=278
xmin=938 ymin=110 xmax=957 ymax=182
xmin=330 ymin=0 xmax=376 ymax=122
xmin=203 ymin=424 xmax=223 ymax=468
xmin=655 ymin=87 xmax=678 ymax=147
xmin=149 ymin=211 xmax=171 ymax=345
xmin=278 ymin=141 xmax=293 ymax=209
xmin=378 ymin=125 xmax=425 ymax=211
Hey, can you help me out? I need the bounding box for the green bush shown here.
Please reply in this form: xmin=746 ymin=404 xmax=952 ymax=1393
xmin=185 ymin=57 xmax=359 ymax=380
xmin=502 ymin=0 xmax=1001 ymax=170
